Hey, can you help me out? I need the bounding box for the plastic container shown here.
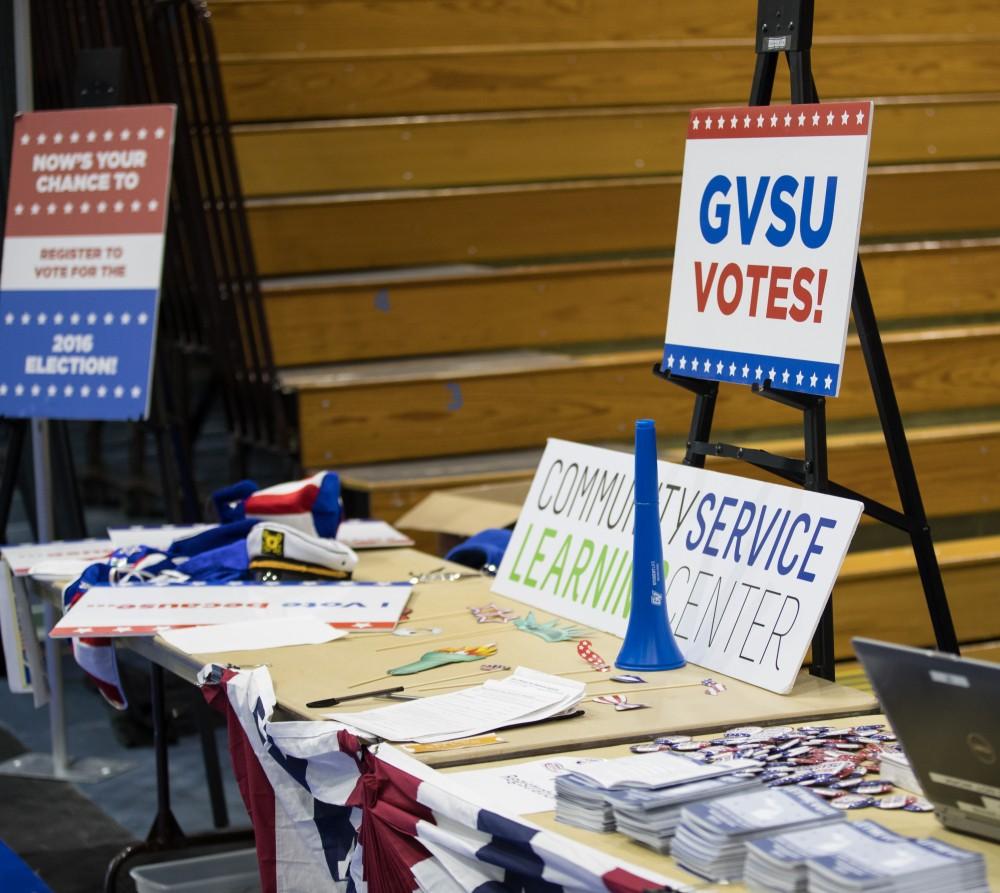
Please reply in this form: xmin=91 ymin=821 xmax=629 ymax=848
xmin=129 ymin=848 xmax=261 ymax=893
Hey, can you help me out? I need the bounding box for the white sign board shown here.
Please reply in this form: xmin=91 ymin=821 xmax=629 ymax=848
xmin=663 ymin=101 xmax=873 ymax=397
xmin=0 ymin=105 xmax=176 ymax=420
xmin=492 ymin=440 xmax=862 ymax=694
xmin=50 ymin=581 xmax=411 ymax=637
xmin=0 ymin=560 xmax=48 ymax=703
xmin=0 ymin=539 xmax=113 ymax=576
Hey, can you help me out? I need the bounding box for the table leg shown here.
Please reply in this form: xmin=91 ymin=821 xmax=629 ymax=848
xmin=194 ymin=689 xmax=230 ymax=828
xmin=102 ymin=662 xmax=252 ymax=893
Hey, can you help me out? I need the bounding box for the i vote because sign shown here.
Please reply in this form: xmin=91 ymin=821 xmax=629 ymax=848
xmin=662 ymin=101 xmax=873 ymax=397
xmin=492 ymin=440 xmax=862 ymax=694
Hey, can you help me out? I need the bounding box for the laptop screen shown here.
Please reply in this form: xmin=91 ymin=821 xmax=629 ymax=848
xmin=853 ymin=637 xmax=1000 ymax=821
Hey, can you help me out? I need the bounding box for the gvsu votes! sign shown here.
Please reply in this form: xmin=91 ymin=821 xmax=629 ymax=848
xmin=663 ymin=101 xmax=873 ymax=397
xmin=0 ymin=105 xmax=175 ymax=420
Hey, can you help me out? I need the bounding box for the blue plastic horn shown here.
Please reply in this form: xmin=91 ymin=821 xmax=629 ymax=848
xmin=615 ymin=419 xmax=686 ymax=671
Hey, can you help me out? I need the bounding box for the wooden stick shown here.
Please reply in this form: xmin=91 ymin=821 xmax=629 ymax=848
xmin=374 ymin=624 xmax=518 ymax=653
xmin=351 ymin=642 xmax=500 ymax=689
xmin=413 ymin=666 xmax=604 ymax=692
xmin=396 ymin=608 xmax=469 ymax=624
xmin=415 ymin=676 xmax=703 ymax=695
xmin=412 ymin=677 xmax=512 ymax=693
xmin=407 ymin=666 xmax=510 ymax=688
xmin=589 ymin=682 xmax=705 ymax=697
xmin=339 ymin=604 xmax=471 ymax=639
xmin=561 ymin=667 xmax=610 ymax=677
xmin=411 ymin=664 xmax=605 ymax=690
xmin=347 ymin=673 xmax=394 ymax=689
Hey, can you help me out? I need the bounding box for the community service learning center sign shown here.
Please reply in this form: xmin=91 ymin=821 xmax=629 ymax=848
xmin=663 ymin=101 xmax=873 ymax=397
xmin=0 ymin=105 xmax=175 ymax=420
xmin=493 ymin=440 xmax=862 ymax=694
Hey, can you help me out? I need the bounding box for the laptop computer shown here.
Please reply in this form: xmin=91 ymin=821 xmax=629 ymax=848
xmin=854 ymin=637 xmax=1000 ymax=842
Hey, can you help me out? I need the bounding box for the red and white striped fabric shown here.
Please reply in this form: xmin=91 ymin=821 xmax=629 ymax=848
xmin=63 ymin=579 xmax=128 ymax=709
xmin=243 ymin=473 xmax=343 ymax=539
xmin=69 ymin=631 xmax=127 ymax=709
xmin=203 ymin=665 xmax=682 ymax=893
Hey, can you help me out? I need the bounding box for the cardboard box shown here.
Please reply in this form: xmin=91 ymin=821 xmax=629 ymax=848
xmin=394 ymin=480 xmax=529 ymax=554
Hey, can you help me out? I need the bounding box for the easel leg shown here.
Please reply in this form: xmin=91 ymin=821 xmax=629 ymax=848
xmin=749 ymin=51 xmax=777 ymax=105
xmin=787 ymin=48 xmax=813 ymax=103
xmin=0 ymin=420 xmax=28 ymax=542
xmin=851 ymin=262 xmax=960 ymax=653
xmin=683 ymin=383 xmax=718 ymax=468
xmin=804 ymin=400 xmax=834 ymax=679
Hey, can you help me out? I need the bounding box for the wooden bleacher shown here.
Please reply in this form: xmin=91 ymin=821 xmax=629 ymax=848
xmin=206 ymin=0 xmax=1000 ymax=659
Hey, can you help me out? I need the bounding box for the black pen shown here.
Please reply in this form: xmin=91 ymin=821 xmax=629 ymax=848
xmin=306 ymin=685 xmax=407 ymax=708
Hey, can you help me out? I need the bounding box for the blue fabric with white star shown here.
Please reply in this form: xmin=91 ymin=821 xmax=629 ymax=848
xmin=0 ymin=288 xmax=157 ymax=420
xmin=662 ymin=342 xmax=840 ymax=396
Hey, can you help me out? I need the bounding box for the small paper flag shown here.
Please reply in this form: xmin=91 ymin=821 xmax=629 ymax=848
xmin=592 ymin=693 xmax=648 ymax=712
xmin=577 ymin=639 xmax=611 ymax=672
xmin=469 ymin=603 xmax=517 ymax=624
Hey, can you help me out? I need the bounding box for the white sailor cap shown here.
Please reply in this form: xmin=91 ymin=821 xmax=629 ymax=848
xmin=247 ymin=522 xmax=358 ymax=581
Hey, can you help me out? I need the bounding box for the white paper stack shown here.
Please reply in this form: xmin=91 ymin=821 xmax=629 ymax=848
xmin=327 ymin=667 xmax=584 ymax=743
xmin=878 ymin=750 xmax=923 ymax=795
xmin=744 ymin=820 xmax=907 ymax=893
xmin=807 ymin=832 xmax=989 ymax=893
xmin=553 ymin=774 xmax=618 ymax=832
xmin=611 ymin=773 xmax=763 ymax=853
xmin=553 ymin=751 xmax=759 ymax=835
xmin=671 ymin=786 xmax=845 ymax=882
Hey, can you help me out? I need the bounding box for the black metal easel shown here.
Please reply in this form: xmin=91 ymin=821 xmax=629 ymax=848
xmin=655 ymin=0 xmax=960 ymax=681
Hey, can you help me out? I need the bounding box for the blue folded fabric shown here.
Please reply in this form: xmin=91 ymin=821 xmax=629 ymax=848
xmin=211 ymin=479 xmax=259 ymax=523
xmin=444 ymin=528 xmax=512 ymax=571
xmin=173 ymin=539 xmax=249 ymax=583
xmin=166 ymin=519 xmax=256 ymax=560
xmin=0 ymin=840 xmax=53 ymax=893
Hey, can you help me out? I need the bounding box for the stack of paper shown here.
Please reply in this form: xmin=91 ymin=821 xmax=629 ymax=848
xmin=671 ymin=787 xmax=845 ymax=882
xmin=553 ymin=773 xmax=617 ymax=832
xmin=878 ymin=750 xmax=923 ymax=795
xmin=327 ymin=667 xmax=584 ymax=743
xmin=553 ymin=751 xmax=759 ymax=836
xmin=611 ymin=773 xmax=763 ymax=853
xmin=744 ymin=820 xmax=907 ymax=892
xmin=807 ymin=833 xmax=989 ymax=893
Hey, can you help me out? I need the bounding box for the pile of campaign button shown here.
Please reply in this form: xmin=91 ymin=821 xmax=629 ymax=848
xmin=629 ymin=723 xmax=934 ymax=812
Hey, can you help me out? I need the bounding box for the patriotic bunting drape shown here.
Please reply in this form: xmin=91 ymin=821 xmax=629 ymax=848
xmin=202 ymin=665 xmax=686 ymax=893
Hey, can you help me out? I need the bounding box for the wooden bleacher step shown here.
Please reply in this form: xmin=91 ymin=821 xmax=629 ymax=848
xmin=218 ymin=40 xmax=1000 ymax=122
xmin=284 ymin=322 xmax=1000 ymax=466
xmin=233 ymin=95 xmax=1000 ymax=196
xmin=209 ymin=0 xmax=1000 ymax=58
xmin=337 ymin=419 xmax=1000 ymax=532
xmin=835 ymin=535 xmax=1000 ymax=658
xmin=838 ymin=639 xmax=1000 ymax=696
xmin=247 ymin=162 xmax=1000 ymax=276
xmin=262 ymin=237 xmax=1000 ymax=365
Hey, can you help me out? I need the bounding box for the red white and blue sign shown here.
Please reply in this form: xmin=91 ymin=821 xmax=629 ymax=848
xmin=0 ymin=105 xmax=175 ymax=420
xmin=662 ymin=101 xmax=873 ymax=397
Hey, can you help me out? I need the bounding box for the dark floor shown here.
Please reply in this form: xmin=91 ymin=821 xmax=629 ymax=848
xmin=0 ymin=723 xmax=135 ymax=893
